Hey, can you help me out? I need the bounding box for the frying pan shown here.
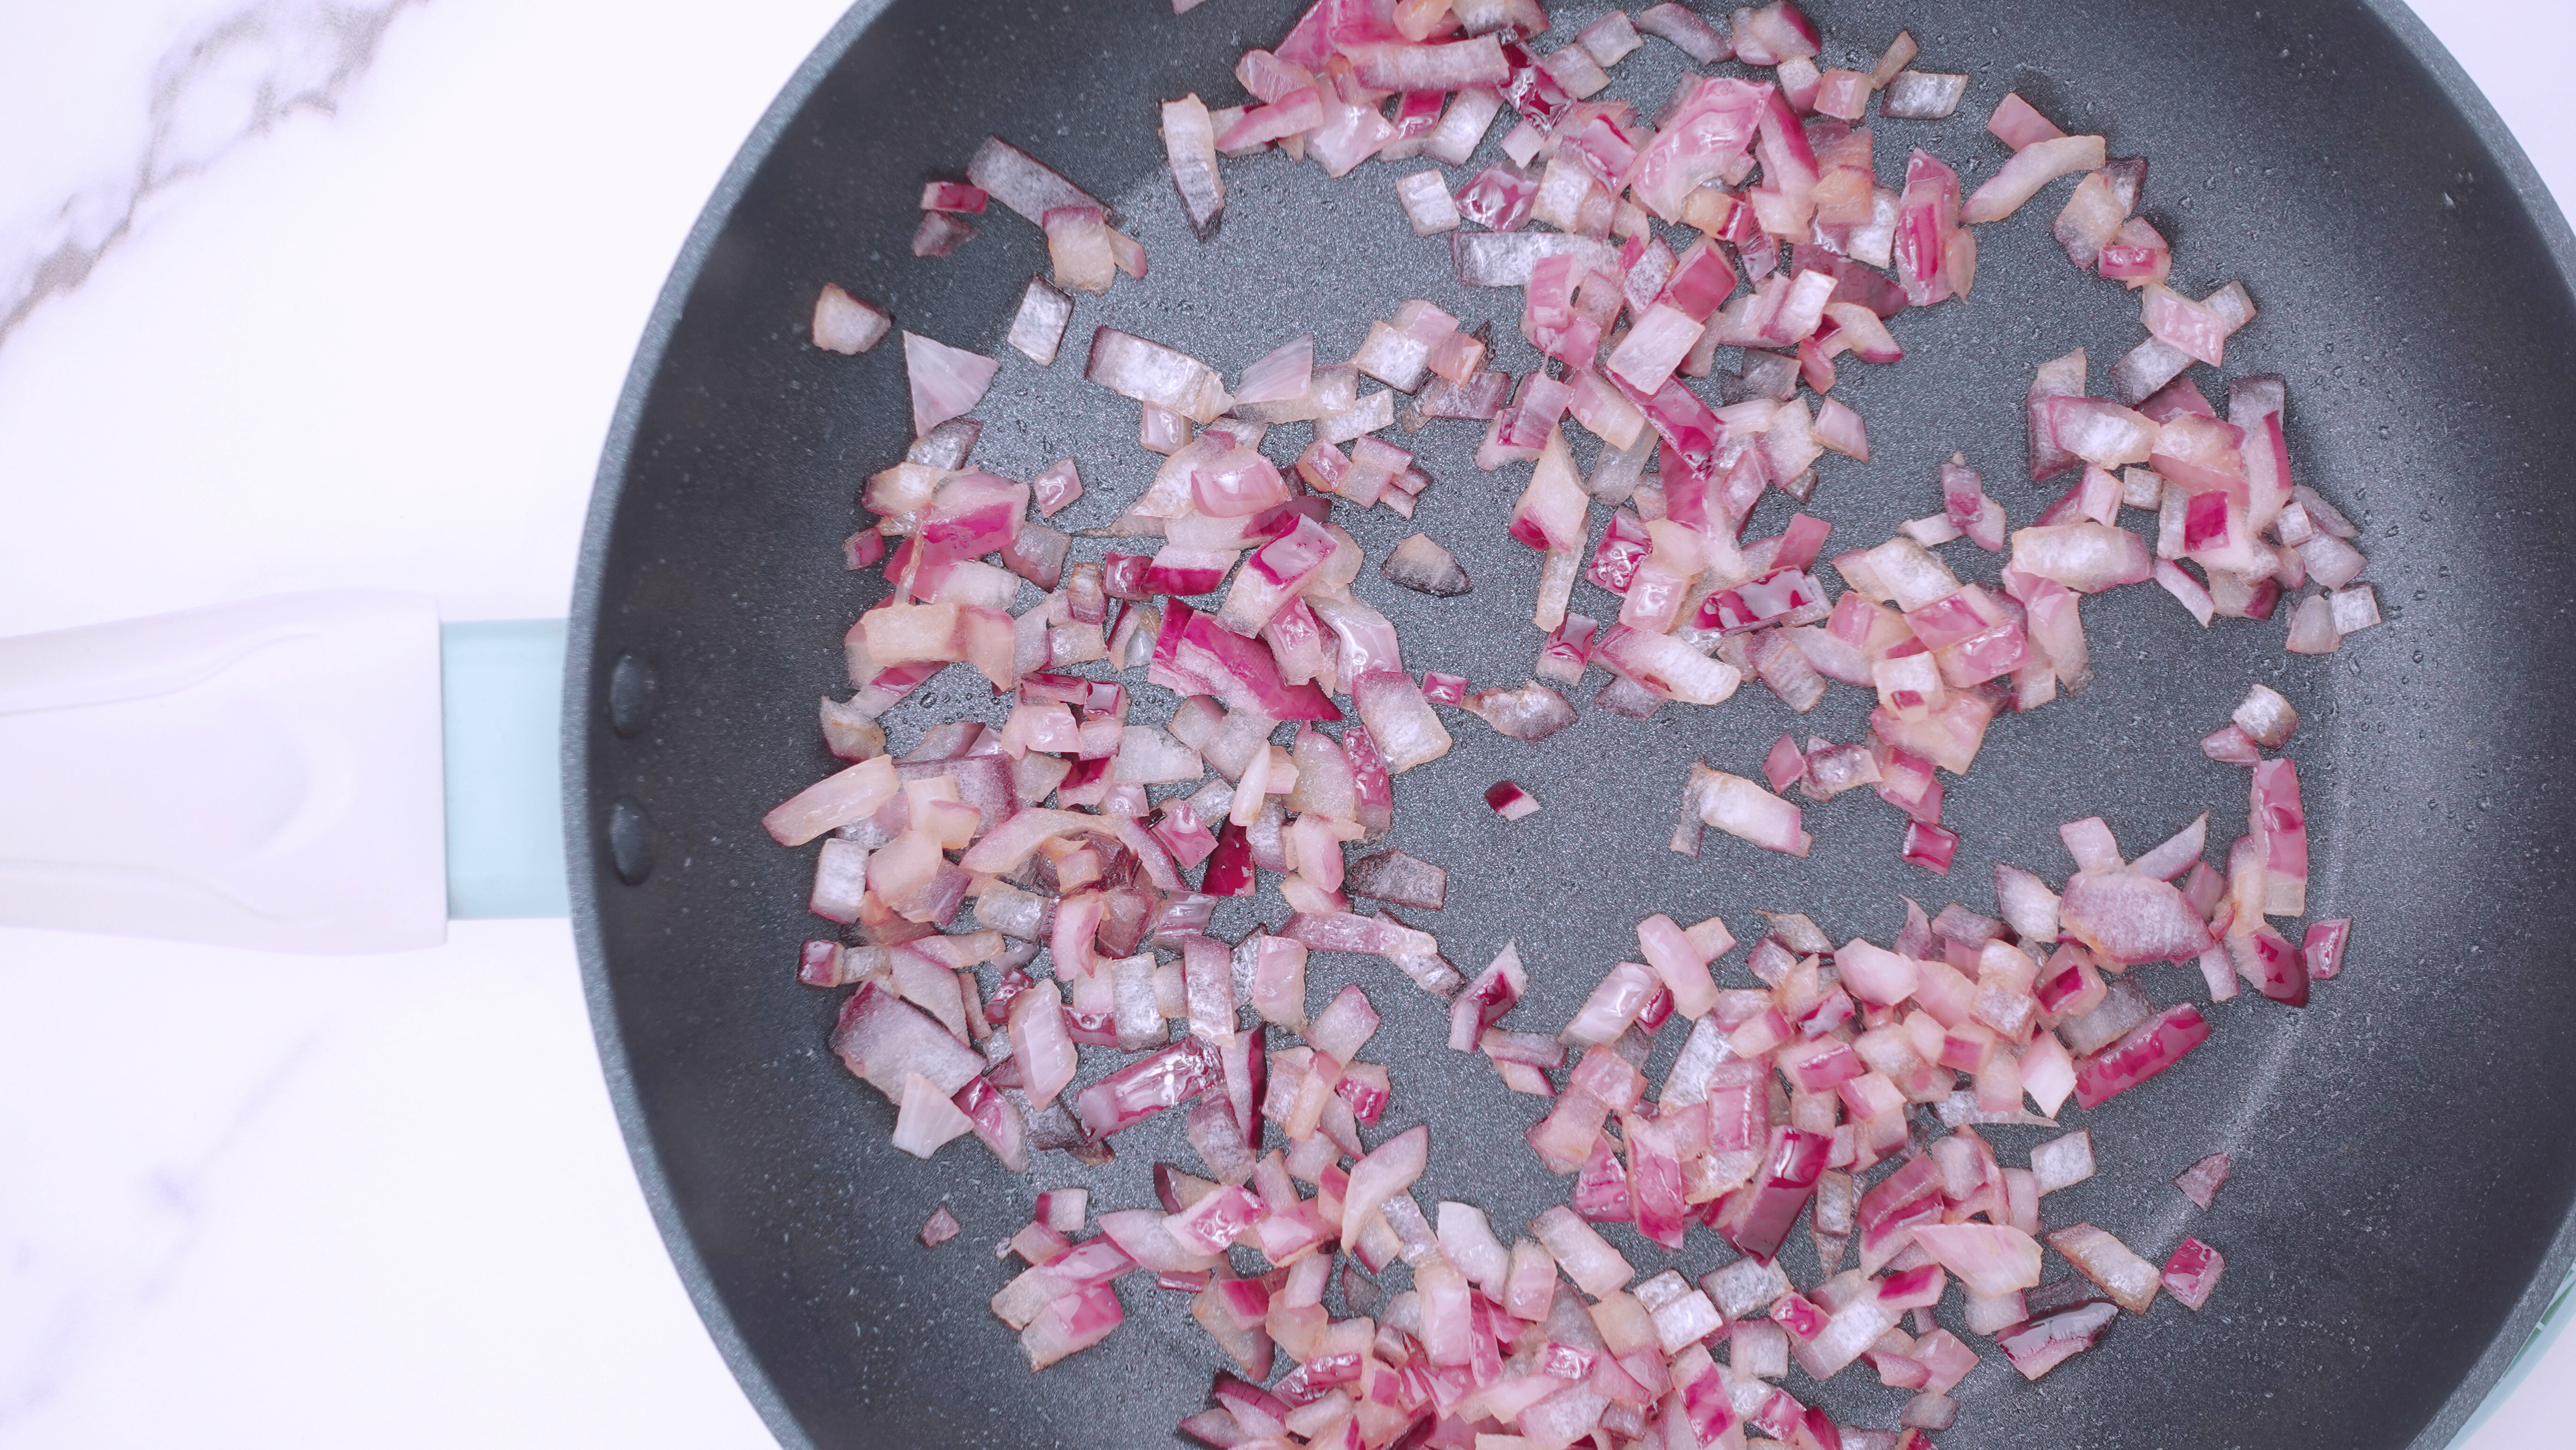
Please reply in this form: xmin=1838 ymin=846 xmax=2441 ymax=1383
xmin=566 ymin=1 xmax=2576 ymax=1446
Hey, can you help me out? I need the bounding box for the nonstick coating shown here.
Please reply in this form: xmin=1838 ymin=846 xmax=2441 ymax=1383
xmin=568 ymin=2 xmax=2576 ymax=1446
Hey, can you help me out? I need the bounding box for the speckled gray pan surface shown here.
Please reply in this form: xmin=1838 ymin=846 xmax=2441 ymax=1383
xmin=568 ymin=2 xmax=2576 ymax=1447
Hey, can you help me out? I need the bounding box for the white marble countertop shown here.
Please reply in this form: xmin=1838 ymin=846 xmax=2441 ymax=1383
xmin=0 ymin=3 xmax=2567 ymax=1446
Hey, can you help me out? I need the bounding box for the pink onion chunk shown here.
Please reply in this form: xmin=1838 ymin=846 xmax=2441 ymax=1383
xmin=1450 ymin=945 xmax=1527 ymax=1051
xmin=967 ymin=135 xmax=1111 ymax=227
xmin=2233 ymin=683 xmax=2300 ymax=748
xmin=1160 ymin=95 xmax=1227 ymax=240
xmin=912 ymin=211 xmax=976 ymax=258
xmin=1341 ymin=1125 xmax=1429 ymax=1250
xmin=1963 ymin=134 xmax=2108 ymax=224
xmin=1021 ymin=1282 xmax=1126 ymax=1370
xmin=1883 ymin=70 xmax=1966 ymax=120
xmin=1908 ymin=1224 xmax=2043 ymax=1297
xmin=1996 ymin=1302 xmax=2117 ymax=1380
xmin=1903 ymin=821 xmax=1960 ymax=873
xmin=2048 ymin=1223 xmax=2162 ymax=1313
xmin=2234 ymin=923 xmax=2309 ymax=1007
xmin=1532 ymin=1204 xmax=1635 ymax=1295
xmin=1452 ymin=230 xmax=1620 ymax=288
xmin=1353 ymin=670 xmax=1452 ymax=771
xmin=1234 ymin=334 xmax=1313 ymax=405
xmin=1690 ymin=768 xmax=1811 ymax=856
xmin=812 ymin=283 xmax=892 ymax=354
xmin=833 ymin=981 xmax=983 ymax=1103
xmin=1073 ymin=1038 xmax=1223 ymax=1140
xmin=1280 ymin=910 xmax=1437 ymax=961
xmin=2059 ymin=869 xmax=2215 ymax=966
xmin=1007 ymin=981 xmax=1080 ymax=1110
xmin=902 ymin=331 xmax=1001 ymax=439
xmin=1893 ymin=150 xmax=1962 ymax=307
xmin=1087 ymin=327 xmax=1231 ymax=422
xmin=1635 ymin=2 xmax=1732 ymax=63
xmin=2302 ymin=918 xmax=2352 ymax=981
xmin=1346 ymin=36 xmax=1510 ymax=90
xmin=1987 ymin=92 xmax=2069 ymax=150
xmin=2144 ymin=284 xmax=2231 ymax=367
xmin=2072 ymin=1004 xmax=2212 ymax=1109
xmin=1008 ymin=276 xmax=1076 ymax=366
xmin=765 ymin=755 xmax=898 ymax=846
xmin=2026 ymin=348 xmax=2088 ymax=480
xmin=1717 ymin=1128 xmax=1831 ymax=1261
xmin=2200 ymin=723 xmax=2262 ymax=765
xmin=919 ymin=1203 xmax=962 ymax=1248
xmin=2250 ymin=758 xmax=2310 ymax=913
xmin=2162 ymin=1237 xmax=2227 ymax=1310
xmin=2175 ymin=1150 xmax=2235 ymax=1209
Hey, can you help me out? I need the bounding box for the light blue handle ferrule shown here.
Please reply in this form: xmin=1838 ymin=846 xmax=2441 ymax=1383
xmin=440 ymin=620 xmax=570 ymax=919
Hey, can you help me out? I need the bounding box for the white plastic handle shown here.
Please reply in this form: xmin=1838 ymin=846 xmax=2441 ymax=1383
xmin=0 ymin=591 xmax=448 ymax=953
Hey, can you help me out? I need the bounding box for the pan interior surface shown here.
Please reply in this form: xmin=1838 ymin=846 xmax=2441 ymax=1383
xmin=569 ymin=2 xmax=2576 ymax=1446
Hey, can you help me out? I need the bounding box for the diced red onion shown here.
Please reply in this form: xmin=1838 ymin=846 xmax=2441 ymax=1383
xmin=1158 ymin=95 xmax=1227 ymax=240
xmin=2073 ymin=1004 xmax=2212 ymax=1109
xmin=967 ymin=135 xmax=1111 ymax=227
xmin=911 ymin=211 xmax=976 ymax=258
xmin=2047 ymin=1223 xmax=2162 ymax=1314
xmin=1880 ymin=71 xmax=1964 ymax=119
xmin=892 ymin=1071 xmax=978 ymax=1157
xmin=1089 ymin=330 xmax=1230 ymax=426
xmin=1996 ymin=1302 xmax=2116 ymax=1380
xmin=1634 ymin=2 xmax=1731 ymax=62
xmin=2200 ymin=723 xmax=2262 ymax=765
xmin=2162 ymin=1237 xmax=2226 ymax=1311
xmin=902 ymin=331 xmax=1001 ymax=440
xmin=1986 ymin=93 xmax=2068 ymax=150
xmin=812 ymin=283 xmax=892 ymax=354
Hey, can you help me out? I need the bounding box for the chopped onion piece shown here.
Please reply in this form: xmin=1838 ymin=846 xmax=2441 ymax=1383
xmin=812 ymin=283 xmax=891 ymax=354
xmin=2029 ymin=1128 xmax=2096 ymax=1194
xmin=1005 ymin=276 xmax=1074 ymax=366
xmin=1997 ymin=1302 xmax=2117 ymax=1380
xmin=1987 ymin=92 xmax=2068 ymax=150
xmin=2073 ymin=1004 xmax=2212 ymax=1108
xmin=1636 ymin=3 xmax=1732 ymax=63
xmin=2162 ymin=1237 xmax=2227 ymax=1310
xmin=1382 ymin=533 xmax=1471 ymax=596
xmin=1907 ymin=1223 xmax=2043 ymax=1297
xmin=1346 ymin=849 xmax=1447 ymax=910
xmin=1531 ymin=1205 xmax=1635 ymax=1296
xmin=1087 ymin=327 xmax=1232 ymax=422
xmin=1341 ymin=1126 xmax=1429 ymax=1250
xmin=1394 ymin=169 xmax=1462 ymax=235
xmin=967 ymin=135 xmax=1111 ymax=227
xmin=2048 ymin=1223 xmax=2162 ymax=1314
xmin=2175 ymin=1150 xmax=2236 ymax=1210
xmin=1690 ymin=767 xmax=1812 ymax=856
xmin=893 ymin=1071 xmax=978 ymax=1157
xmin=1160 ymin=95 xmax=1226 ymax=240
xmin=902 ymin=332 xmax=1001 ymax=439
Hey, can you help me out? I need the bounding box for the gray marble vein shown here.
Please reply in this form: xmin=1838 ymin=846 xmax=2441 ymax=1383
xmin=0 ymin=1027 xmax=325 ymax=1428
xmin=0 ymin=0 xmax=426 ymax=351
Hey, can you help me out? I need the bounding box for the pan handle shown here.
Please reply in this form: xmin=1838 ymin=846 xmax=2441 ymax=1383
xmin=0 ymin=592 xmax=569 ymax=954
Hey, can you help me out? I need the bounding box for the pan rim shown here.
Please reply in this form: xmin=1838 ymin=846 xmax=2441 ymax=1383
xmin=563 ymin=3 xmax=2576 ymax=1448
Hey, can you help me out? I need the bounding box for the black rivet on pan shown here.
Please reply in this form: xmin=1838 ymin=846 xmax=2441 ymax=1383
xmin=608 ymin=652 xmax=657 ymax=738
xmin=607 ymin=796 xmax=656 ymax=886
